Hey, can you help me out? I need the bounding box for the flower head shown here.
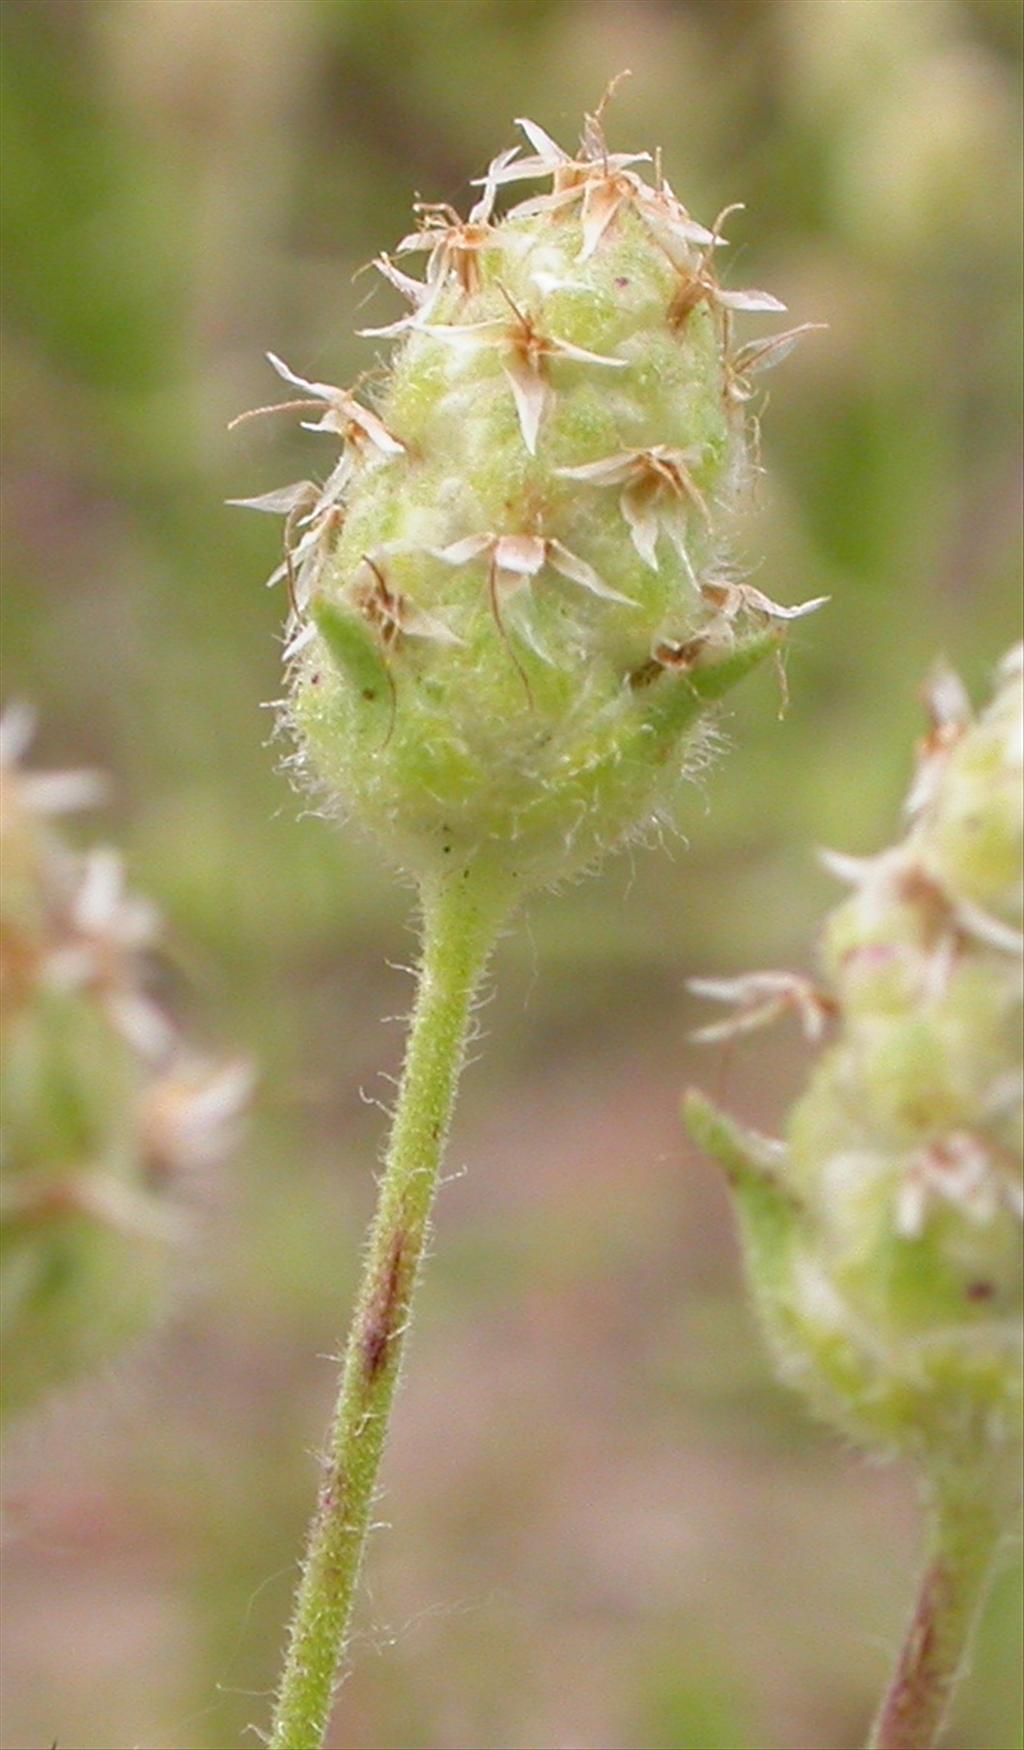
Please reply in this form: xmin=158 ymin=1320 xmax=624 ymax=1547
xmin=688 ymin=647 xmax=1024 ymax=1471
xmin=0 ymin=723 xmax=249 ymax=1422
xmin=233 ymin=94 xmax=819 ymax=894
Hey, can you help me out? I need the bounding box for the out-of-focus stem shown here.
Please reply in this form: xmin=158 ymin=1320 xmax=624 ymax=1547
xmin=868 ymin=1471 xmax=1002 ymax=1750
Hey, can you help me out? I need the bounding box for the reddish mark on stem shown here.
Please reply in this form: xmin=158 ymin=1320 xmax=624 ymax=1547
xmin=873 ymin=1560 xmax=953 ymax=1750
xmin=362 ymin=1226 xmax=409 ymax=1382
xmin=317 ymin=1461 xmax=345 ymax=1517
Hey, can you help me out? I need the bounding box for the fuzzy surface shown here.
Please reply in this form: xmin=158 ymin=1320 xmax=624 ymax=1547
xmin=263 ymin=129 xmax=798 ymax=893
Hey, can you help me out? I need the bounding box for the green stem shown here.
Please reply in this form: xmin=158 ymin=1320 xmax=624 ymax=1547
xmin=269 ymin=869 xmax=509 ymax=1750
xmin=867 ymin=1470 xmax=1002 ymax=1750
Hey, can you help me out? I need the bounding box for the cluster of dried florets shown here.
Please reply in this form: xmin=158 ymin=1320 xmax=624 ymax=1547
xmin=0 ymin=708 xmax=250 ymax=1422
xmin=688 ymin=646 xmax=1023 ymax=1479
xmin=233 ymin=92 xmax=822 ymax=895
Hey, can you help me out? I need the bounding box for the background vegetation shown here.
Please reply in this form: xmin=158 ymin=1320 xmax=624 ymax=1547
xmin=2 ymin=2 xmax=1021 ymax=1746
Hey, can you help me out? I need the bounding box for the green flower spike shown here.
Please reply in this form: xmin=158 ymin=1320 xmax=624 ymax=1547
xmin=687 ymin=644 xmax=1023 ymax=1750
xmin=234 ymin=88 xmax=821 ymax=1750
xmin=0 ymin=708 xmax=250 ymax=1425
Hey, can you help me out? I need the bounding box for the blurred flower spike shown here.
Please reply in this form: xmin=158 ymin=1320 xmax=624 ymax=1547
xmin=686 ymin=646 xmax=1023 ymax=1480
xmin=0 ymin=709 xmax=252 ymax=1424
xmin=232 ymin=80 xmax=825 ymax=899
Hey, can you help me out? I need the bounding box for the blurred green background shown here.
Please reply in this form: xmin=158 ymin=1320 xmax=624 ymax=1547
xmin=2 ymin=2 xmax=1022 ymax=1747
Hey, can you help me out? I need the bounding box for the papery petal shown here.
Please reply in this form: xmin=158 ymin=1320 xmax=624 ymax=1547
xmin=0 ymin=701 xmax=37 ymax=766
xmin=40 ymin=942 xmax=98 ymax=991
xmin=493 ymin=535 xmax=547 ymax=576
xmin=401 ymin=604 xmax=464 ymax=645
xmin=690 ymin=971 xmax=793 ymax=1002
xmin=394 ymin=231 xmax=437 ymax=257
xmin=661 ymin=509 xmax=698 ymax=583
xmin=146 ymin=1057 xmax=253 ymax=1168
xmin=469 ymin=145 xmax=521 ymax=220
xmin=636 ymin=183 xmax=716 ymax=254
xmin=373 ymin=253 xmax=430 ymax=304
xmin=578 ymin=182 xmax=626 ymax=261
xmin=545 ymin=334 xmax=627 ymax=369
xmin=433 ymin=535 xmax=494 ymax=567
xmin=597 ymin=151 xmax=652 ymax=173
xmin=895 ymin=1176 xmax=929 ymax=1239
xmin=313 ymin=455 xmax=357 ymax=513
xmin=923 ymin=660 xmax=972 ymax=729
xmin=547 ymin=540 xmax=636 ymax=604
xmin=514 ymin=117 xmax=570 ymax=164
xmin=104 ymin=989 xmax=176 ymax=1061
xmin=689 ymin=971 xmax=833 ymax=1043
xmin=422 ymin=319 xmax=510 ymax=350
xmin=283 ymin=621 xmax=318 ymax=660
xmin=226 ymin=482 xmax=318 ymax=515
xmin=739 ymin=585 xmax=830 ymax=621
xmin=502 ymin=596 xmax=557 ymax=666
xmin=954 ymin=898 xmax=1024 ymax=957
xmin=86 ymin=1173 xmax=193 ymax=1241
xmin=358 ymin=313 xmax=421 ymax=339
xmin=73 ymin=849 xmax=127 ymax=933
xmin=299 ymin=409 xmax=348 ymax=437
xmin=350 ymin=407 xmax=406 ymax=456
xmin=715 ymin=287 xmax=787 ymax=314
xmin=506 ymin=187 xmax=586 ymax=221
xmin=530 ymin=269 xmax=590 ymax=296
xmin=689 ymin=1001 xmax=787 ymax=1044
xmin=266 ymin=350 xmax=339 ymax=403
xmin=21 ymin=772 xmax=109 ymax=815
xmin=819 ymin=847 xmax=878 ymax=887
xmin=619 ymin=490 xmax=660 ymax=570
xmin=733 ymin=323 xmax=827 ymax=378
xmin=502 ymin=354 xmax=549 ymax=455
xmin=555 ymin=453 xmax=639 ymax=486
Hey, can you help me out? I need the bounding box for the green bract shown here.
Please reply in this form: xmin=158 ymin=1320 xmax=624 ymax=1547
xmin=688 ymin=646 xmax=1024 ymax=1477
xmin=234 ymin=102 xmax=822 ymax=896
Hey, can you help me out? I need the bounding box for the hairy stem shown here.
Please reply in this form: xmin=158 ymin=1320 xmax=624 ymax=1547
xmin=269 ymin=870 xmax=509 ymax=1750
xmin=868 ymin=1471 xmax=1002 ymax=1750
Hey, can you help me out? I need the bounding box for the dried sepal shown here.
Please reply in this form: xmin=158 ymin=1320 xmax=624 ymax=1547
xmin=666 ymin=204 xmax=786 ymax=333
xmin=700 ymin=578 xmax=830 ymax=625
xmin=905 ymin=659 xmax=973 ymax=819
xmin=818 ymin=846 xmax=1024 ymax=958
xmin=424 ymin=291 xmax=626 ymax=453
xmin=0 ymin=703 xmax=108 ymax=822
xmin=433 ymin=531 xmax=635 ymax=606
xmin=895 ymin=1132 xmax=1023 ymax=1240
xmin=689 ymin=971 xmax=837 ymax=1043
xmin=488 ymin=106 xmax=715 ymax=266
xmin=349 ymin=554 xmax=462 ymax=649
xmin=725 ymin=324 xmax=828 ymax=407
xmin=556 ymin=446 xmax=711 ymax=572
xmin=230 ymin=352 xmax=404 ymax=458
